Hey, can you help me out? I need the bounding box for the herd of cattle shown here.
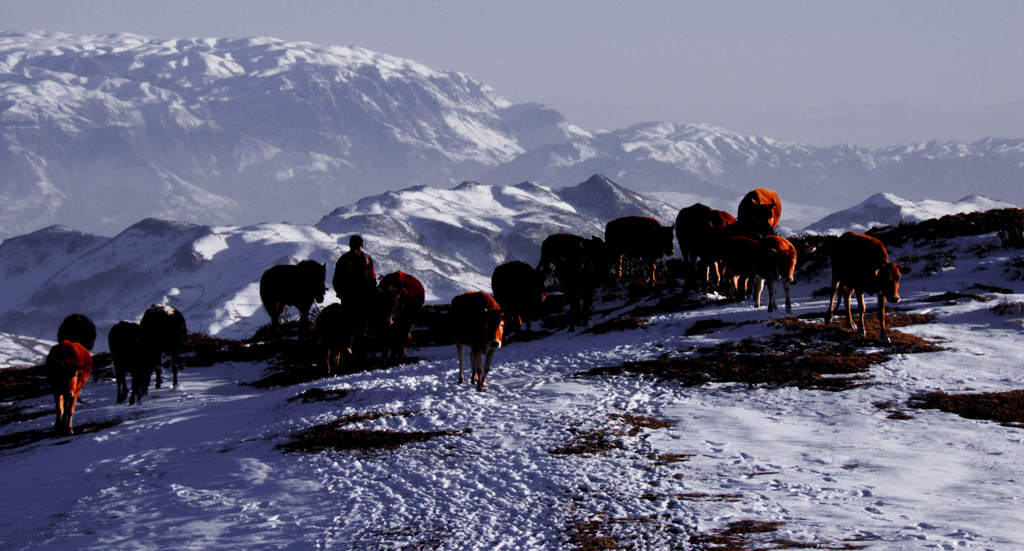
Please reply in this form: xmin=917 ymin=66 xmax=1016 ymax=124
xmin=41 ymin=188 xmax=910 ymax=433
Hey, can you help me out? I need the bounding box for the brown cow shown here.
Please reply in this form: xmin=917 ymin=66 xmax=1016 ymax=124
xmin=721 ymin=235 xmax=797 ymax=313
xmin=57 ymin=314 xmax=96 ymax=351
xmin=491 ymin=261 xmax=545 ymax=334
xmin=536 ymin=233 xmax=607 ymax=332
xmin=825 ymin=232 xmax=910 ymax=343
xmin=108 ymin=321 xmax=151 ymax=404
xmin=259 ymin=260 xmax=327 ymax=335
xmin=140 ymin=304 xmax=187 ymax=389
xmin=450 ymin=291 xmax=504 ymax=392
xmin=45 ymin=340 xmax=93 ymax=435
xmin=675 ymin=204 xmax=736 ymax=290
xmin=736 ymin=188 xmax=782 ymax=238
xmin=604 ymin=216 xmax=675 ymax=284
xmin=376 ymin=271 xmax=426 ymax=364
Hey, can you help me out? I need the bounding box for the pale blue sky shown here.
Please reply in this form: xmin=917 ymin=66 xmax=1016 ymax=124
xmin=5 ymin=0 xmax=1023 ymax=146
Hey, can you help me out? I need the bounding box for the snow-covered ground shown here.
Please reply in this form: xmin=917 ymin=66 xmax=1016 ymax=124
xmin=2 ymin=224 xmax=1023 ymax=550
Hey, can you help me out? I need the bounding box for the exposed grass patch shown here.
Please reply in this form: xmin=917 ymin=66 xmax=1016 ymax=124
xmin=583 ymin=316 xmax=942 ymax=391
xmin=910 ymin=389 xmax=1024 ymax=428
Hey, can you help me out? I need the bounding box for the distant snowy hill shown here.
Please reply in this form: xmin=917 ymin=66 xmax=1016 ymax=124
xmin=0 ymin=176 xmax=675 ymax=362
xmin=3 ymin=31 xmax=1024 ymax=240
xmin=803 ymin=193 xmax=1019 ymax=235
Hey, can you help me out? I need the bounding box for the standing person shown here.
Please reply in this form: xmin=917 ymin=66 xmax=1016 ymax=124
xmin=333 ymin=235 xmax=377 ymax=352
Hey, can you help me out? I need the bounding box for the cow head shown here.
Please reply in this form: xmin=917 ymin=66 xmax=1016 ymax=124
xmin=482 ymin=308 xmax=505 ymax=351
xmin=875 ymin=263 xmax=910 ymax=302
xmin=299 ymin=260 xmax=327 ymax=304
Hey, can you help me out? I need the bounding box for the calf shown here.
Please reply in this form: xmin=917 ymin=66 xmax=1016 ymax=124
xmin=537 ymin=234 xmax=607 ymax=332
xmin=450 ymin=291 xmax=504 ymax=392
xmin=108 ymin=321 xmax=152 ymax=404
xmin=57 ymin=314 xmax=96 ymax=351
xmin=605 ymin=216 xmax=675 ymax=284
xmin=315 ymin=303 xmax=348 ymax=374
xmin=722 ymin=236 xmax=797 ymax=313
xmin=675 ymin=204 xmax=736 ymax=290
xmin=491 ymin=261 xmax=545 ymax=334
xmin=45 ymin=340 xmax=93 ymax=435
xmin=825 ymin=232 xmax=910 ymax=343
xmin=140 ymin=304 xmax=187 ymax=389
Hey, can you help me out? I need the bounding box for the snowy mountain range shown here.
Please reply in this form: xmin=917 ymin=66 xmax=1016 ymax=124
xmin=0 ymin=171 xmax=1013 ymax=368
xmin=2 ymin=31 xmax=1024 ymax=240
xmin=803 ymin=193 xmax=1019 ymax=235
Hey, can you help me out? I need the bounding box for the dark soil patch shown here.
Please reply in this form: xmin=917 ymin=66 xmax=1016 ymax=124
xmin=279 ymin=420 xmax=469 ymax=453
xmin=287 ymin=387 xmax=352 ymax=403
xmin=583 ymin=316 xmax=942 ymax=391
xmin=551 ymin=413 xmax=674 ymax=456
xmin=686 ymin=319 xmax=737 ymax=336
xmin=689 ymin=520 xmax=866 ymax=550
xmin=583 ymin=316 xmax=649 ymax=335
xmin=567 ymin=515 xmax=654 ymax=551
xmin=910 ymin=389 xmax=1024 ymax=428
xmin=0 ymin=418 xmax=122 ymax=452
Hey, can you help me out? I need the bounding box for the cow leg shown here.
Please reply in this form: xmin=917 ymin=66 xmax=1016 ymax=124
xmin=753 ymin=277 xmax=766 ymax=309
xmin=765 ymin=278 xmax=776 ymax=312
xmin=65 ymin=391 xmax=78 ymax=435
xmin=877 ymin=294 xmax=890 ymax=343
xmin=456 ymin=343 xmax=467 ymax=384
xmin=53 ymin=393 xmax=64 ymax=433
xmin=855 ymin=292 xmax=868 ymax=335
xmin=783 ymin=279 xmax=792 ymax=314
xmin=825 ymin=280 xmax=841 ymax=325
xmin=171 ymin=353 xmax=179 ymax=388
xmin=470 ymin=350 xmax=483 ymax=386
xmin=115 ymin=367 xmax=128 ymax=404
xmin=155 ymin=361 xmax=163 ymax=389
xmin=843 ymin=287 xmax=857 ymax=331
xmin=478 ymin=349 xmax=496 ymax=392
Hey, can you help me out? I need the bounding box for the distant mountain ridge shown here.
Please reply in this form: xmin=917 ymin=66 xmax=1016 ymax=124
xmin=2 ymin=31 xmax=1024 ymax=240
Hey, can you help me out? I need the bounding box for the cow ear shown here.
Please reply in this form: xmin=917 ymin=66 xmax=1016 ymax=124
xmin=897 ymin=264 xmax=912 ymax=274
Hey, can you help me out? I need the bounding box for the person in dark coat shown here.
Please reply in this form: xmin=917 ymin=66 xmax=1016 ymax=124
xmin=332 ymin=235 xmax=377 ymax=352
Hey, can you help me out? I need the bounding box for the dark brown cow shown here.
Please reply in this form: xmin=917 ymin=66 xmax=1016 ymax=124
xmin=376 ymin=271 xmax=426 ymax=364
xmin=140 ymin=304 xmax=187 ymax=389
xmin=259 ymin=260 xmax=327 ymax=335
xmin=45 ymin=340 xmax=92 ymax=435
xmin=314 ymin=303 xmax=348 ymax=374
xmin=491 ymin=261 xmax=545 ymax=334
xmin=825 ymin=232 xmax=910 ymax=343
xmin=536 ymin=233 xmax=607 ymax=332
xmin=604 ymin=216 xmax=675 ymax=284
xmin=108 ymin=321 xmax=151 ymax=404
xmin=450 ymin=291 xmax=504 ymax=392
xmin=736 ymin=188 xmax=782 ymax=238
xmin=675 ymin=204 xmax=737 ymax=289
xmin=721 ymin=235 xmax=797 ymax=313
xmin=57 ymin=314 xmax=96 ymax=351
